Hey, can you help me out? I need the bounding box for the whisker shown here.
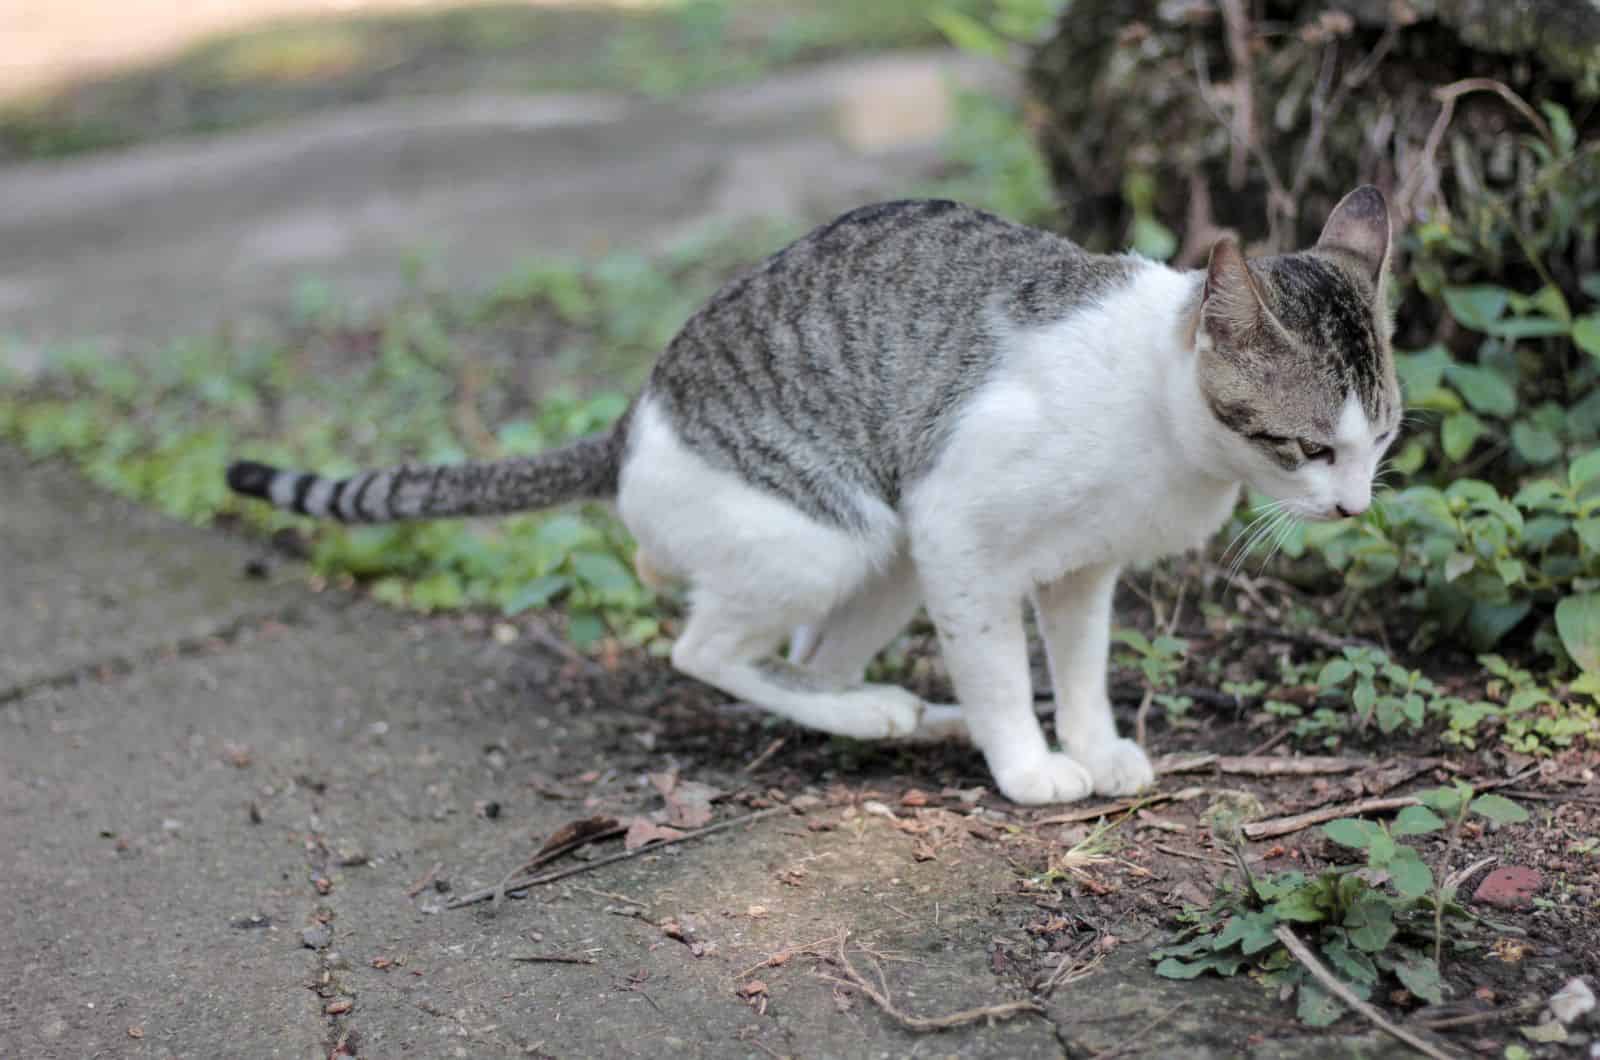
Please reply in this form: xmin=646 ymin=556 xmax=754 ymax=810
xmin=1223 ymin=504 xmax=1287 ymax=589
xmin=1256 ymin=511 xmax=1300 ymax=575
xmin=1219 ymin=501 xmax=1281 ymax=568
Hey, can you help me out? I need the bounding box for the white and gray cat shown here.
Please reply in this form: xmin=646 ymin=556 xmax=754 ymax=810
xmin=229 ymin=186 xmax=1401 ymax=805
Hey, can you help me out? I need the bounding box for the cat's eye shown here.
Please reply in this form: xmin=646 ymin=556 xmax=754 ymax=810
xmin=1297 ymin=440 xmax=1334 ymax=462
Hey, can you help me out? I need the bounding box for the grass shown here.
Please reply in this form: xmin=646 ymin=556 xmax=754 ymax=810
xmin=0 ymin=216 xmax=800 ymax=647
xmin=0 ymin=0 xmax=994 ymax=162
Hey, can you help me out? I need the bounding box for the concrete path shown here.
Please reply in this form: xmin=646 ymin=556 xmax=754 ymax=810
xmin=0 ymin=52 xmax=997 ymax=372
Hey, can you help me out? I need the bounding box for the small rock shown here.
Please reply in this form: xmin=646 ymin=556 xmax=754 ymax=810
xmin=324 ymin=999 xmax=353 ymax=1016
xmin=1549 ymin=977 xmax=1596 ymax=1025
xmin=334 ymin=842 xmax=368 ymax=867
xmin=301 ymin=925 xmax=333 ymax=950
xmin=1473 ymin=866 xmax=1542 ymax=908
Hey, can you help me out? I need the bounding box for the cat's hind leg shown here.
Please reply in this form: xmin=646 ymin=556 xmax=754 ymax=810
xmin=789 ymin=554 xmax=970 ymax=743
xmin=672 ymin=588 xmax=925 ymax=740
xmin=793 ymin=553 xmax=921 ymax=683
xmin=619 ymin=397 xmax=922 ymax=741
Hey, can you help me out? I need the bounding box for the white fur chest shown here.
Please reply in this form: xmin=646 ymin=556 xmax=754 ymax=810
xmin=906 ymin=263 xmax=1239 ymax=592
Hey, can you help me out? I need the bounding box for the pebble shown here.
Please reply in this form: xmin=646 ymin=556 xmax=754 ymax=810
xmin=1471 ymin=866 xmax=1541 ymax=908
xmin=301 ymin=924 xmax=333 ymax=950
xmin=1549 ymin=977 xmax=1596 ymax=1025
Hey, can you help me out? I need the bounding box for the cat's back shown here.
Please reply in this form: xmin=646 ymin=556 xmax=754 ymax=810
xmin=640 ymin=200 xmax=1138 ymax=528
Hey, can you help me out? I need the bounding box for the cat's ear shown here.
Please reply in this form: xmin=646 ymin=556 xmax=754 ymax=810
xmin=1200 ymin=237 xmax=1265 ymax=341
xmin=1316 ymin=185 xmax=1390 ymax=283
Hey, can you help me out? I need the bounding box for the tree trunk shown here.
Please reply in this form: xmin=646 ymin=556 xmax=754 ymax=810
xmin=1025 ymin=0 xmax=1600 ymax=270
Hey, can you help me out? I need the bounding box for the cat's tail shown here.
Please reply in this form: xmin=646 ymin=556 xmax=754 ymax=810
xmin=226 ymin=426 xmax=626 ymax=523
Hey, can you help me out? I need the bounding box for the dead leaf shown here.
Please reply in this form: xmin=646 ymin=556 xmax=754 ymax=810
xmin=539 ymin=815 xmax=621 ymax=854
xmin=625 ymin=818 xmax=685 ymax=851
xmin=746 ymin=905 xmax=769 ymax=919
xmin=663 ymin=779 xmax=723 ymax=829
xmin=738 ymin=979 xmax=768 ymax=998
xmin=965 ymin=820 xmax=999 ymax=842
xmin=324 ymin=999 xmax=353 ymax=1015
xmin=777 ymin=866 xmax=809 ymax=887
xmin=900 ymin=789 xmax=930 ymax=807
xmin=912 ymin=842 xmax=937 ymax=862
xmin=127 ymin=1026 xmax=145 ymax=1039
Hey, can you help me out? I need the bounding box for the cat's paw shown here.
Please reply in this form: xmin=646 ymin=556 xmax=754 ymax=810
xmin=835 ymin=686 xmax=924 ymax=740
xmin=992 ymin=752 xmax=1094 ymax=805
xmin=1067 ymin=738 xmax=1155 ymax=796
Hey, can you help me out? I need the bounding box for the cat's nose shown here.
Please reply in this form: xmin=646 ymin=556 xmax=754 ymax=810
xmin=1336 ymin=502 xmax=1366 ymax=518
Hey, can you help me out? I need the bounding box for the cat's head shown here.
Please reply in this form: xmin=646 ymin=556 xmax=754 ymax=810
xmin=1194 ymin=185 xmax=1402 ymax=521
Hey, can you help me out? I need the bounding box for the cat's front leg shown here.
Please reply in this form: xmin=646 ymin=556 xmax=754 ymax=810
xmin=1033 ymin=563 xmax=1154 ymax=796
xmin=921 ymin=578 xmax=1092 ymax=805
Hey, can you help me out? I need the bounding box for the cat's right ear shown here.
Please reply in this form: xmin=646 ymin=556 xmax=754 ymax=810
xmin=1200 ymin=237 xmax=1264 ymax=342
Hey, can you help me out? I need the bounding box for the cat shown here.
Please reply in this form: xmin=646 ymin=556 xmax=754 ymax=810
xmin=228 ymin=185 xmax=1400 ymax=806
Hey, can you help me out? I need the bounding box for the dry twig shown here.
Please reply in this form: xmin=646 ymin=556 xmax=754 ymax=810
xmin=1034 ymin=786 xmax=1205 ymax=827
xmin=1038 ymin=951 xmax=1105 ymax=998
xmin=404 ymin=861 xmax=443 ymax=898
xmin=735 ymin=934 xmax=844 ymax=981
xmin=1242 ymin=795 xmax=1419 ymax=840
xmin=1157 ymin=754 xmax=1368 ymax=777
xmin=818 ymin=934 xmax=1043 ymax=1032
xmin=1273 ymin=926 xmax=1460 ymax=1060
xmin=510 ymin=953 xmax=599 ymax=965
xmin=743 ymin=737 xmax=788 ymax=774
xmin=449 ymin=807 xmax=788 ymax=908
xmin=1397 ymin=77 xmax=1556 ymax=220
xmin=491 ymin=821 xmax=627 ymax=914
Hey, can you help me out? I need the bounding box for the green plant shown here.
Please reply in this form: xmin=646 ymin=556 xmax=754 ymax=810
xmin=0 ymin=224 xmax=794 ymax=646
xmin=1154 ymin=788 xmax=1527 ymax=1026
xmin=1111 ymin=627 xmax=1191 ymax=718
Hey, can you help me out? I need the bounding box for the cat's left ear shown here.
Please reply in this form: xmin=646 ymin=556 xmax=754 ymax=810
xmin=1316 ymin=185 xmax=1390 ymax=283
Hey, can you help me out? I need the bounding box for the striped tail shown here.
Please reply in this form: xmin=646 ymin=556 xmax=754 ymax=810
xmin=226 ymin=430 xmax=623 ymax=522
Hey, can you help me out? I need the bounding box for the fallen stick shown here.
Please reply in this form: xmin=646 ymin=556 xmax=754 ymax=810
xmin=818 ymin=934 xmax=1043 ymax=1032
xmin=1157 ymin=754 xmax=1368 ymax=776
xmin=1243 ymin=796 xmax=1418 ymax=840
xmin=735 ymin=933 xmax=845 ymax=980
xmin=510 ymin=953 xmax=599 ymax=965
xmin=743 ymin=737 xmax=787 ymax=774
xmin=404 ymin=861 xmax=443 ymax=898
xmin=492 ymin=822 xmax=629 ymax=913
xmin=1153 ymin=842 xmax=1234 ymax=867
xmin=1273 ymin=926 xmax=1459 ymax=1060
xmin=1035 ymin=787 xmax=1205 ymax=827
xmin=448 ymin=806 xmax=788 ymax=908
xmin=1408 ymin=999 xmax=1541 ymax=1030
xmin=1242 ymin=769 xmax=1536 ymax=840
